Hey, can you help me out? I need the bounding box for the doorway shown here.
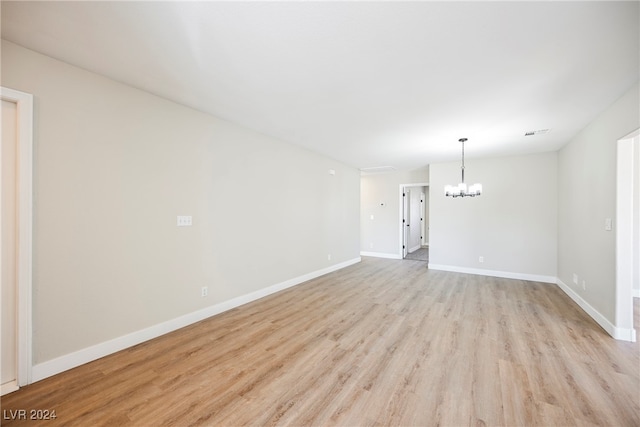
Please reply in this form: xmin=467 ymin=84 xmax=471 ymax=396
xmin=401 ymin=184 xmax=429 ymax=262
xmin=615 ymin=128 xmax=639 ymax=342
xmin=1 ymin=87 xmax=33 ymax=394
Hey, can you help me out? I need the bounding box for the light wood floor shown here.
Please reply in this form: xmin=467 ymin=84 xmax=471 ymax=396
xmin=2 ymin=257 xmax=639 ymax=426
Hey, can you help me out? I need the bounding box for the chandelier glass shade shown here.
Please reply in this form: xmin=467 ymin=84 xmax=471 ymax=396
xmin=444 ymin=138 xmax=482 ymax=198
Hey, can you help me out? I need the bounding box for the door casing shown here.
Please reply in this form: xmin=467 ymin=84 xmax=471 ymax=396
xmin=0 ymin=87 xmax=34 ymax=392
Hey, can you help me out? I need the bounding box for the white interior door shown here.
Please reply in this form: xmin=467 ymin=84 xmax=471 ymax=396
xmin=1 ymin=99 xmax=19 ymax=394
xmin=403 ymin=189 xmax=409 ymax=258
xmin=423 ymin=187 xmax=430 ymax=246
xmin=408 ymin=190 xmax=421 ymax=252
xmin=420 ymin=192 xmax=426 ymax=246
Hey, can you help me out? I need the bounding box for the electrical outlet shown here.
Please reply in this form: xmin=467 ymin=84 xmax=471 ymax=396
xmin=573 ymin=273 xmax=578 ymax=285
xmin=327 ymin=254 xmax=331 ymax=261
xmin=479 ymin=256 xmax=484 ymax=263
xmin=582 ymin=280 xmax=586 ymax=290
xmin=201 ymin=286 xmax=208 ymax=297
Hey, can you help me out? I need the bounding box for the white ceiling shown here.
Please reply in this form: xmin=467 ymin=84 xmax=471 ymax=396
xmin=2 ymin=1 xmax=638 ymax=171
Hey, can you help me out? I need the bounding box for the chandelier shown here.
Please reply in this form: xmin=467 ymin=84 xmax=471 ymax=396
xmin=444 ymin=138 xmax=482 ymax=198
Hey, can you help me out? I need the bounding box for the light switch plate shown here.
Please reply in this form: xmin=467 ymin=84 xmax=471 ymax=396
xmin=177 ymin=215 xmax=192 ymax=226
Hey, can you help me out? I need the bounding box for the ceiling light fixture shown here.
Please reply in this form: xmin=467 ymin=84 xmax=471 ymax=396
xmin=444 ymin=138 xmax=482 ymax=198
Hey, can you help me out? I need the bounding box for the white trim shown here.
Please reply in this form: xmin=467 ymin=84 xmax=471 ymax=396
xmin=428 ymin=264 xmax=556 ymax=284
xmin=557 ymin=279 xmax=636 ymax=342
xmin=1 ymin=87 xmax=34 ymax=387
xmin=31 ymin=257 xmax=361 ymax=382
xmin=1 ymin=380 xmax=19 ymax=396
xmin=360 ymin=251 xmax=402 ymax=260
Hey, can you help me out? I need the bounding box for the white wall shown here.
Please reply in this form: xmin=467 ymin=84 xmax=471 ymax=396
xmin=1 ymin=41 xmax=360 ymax=370
xmin=558 ymin=82 xmax=639 ymax=323
xmin=429 ymin=152 xmax=557 ymax=281
xmin=360 ymin=168 xmax=428 ymax=258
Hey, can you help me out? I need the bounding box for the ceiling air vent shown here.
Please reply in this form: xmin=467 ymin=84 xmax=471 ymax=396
xmin=360 ymin=166 xmax=396 ymax=175
xmin=525 ymin=129 xmax=550 ymax=136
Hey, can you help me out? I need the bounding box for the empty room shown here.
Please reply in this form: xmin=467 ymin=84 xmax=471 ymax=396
xmin=1 ymin=1 xmax=638 ymax=426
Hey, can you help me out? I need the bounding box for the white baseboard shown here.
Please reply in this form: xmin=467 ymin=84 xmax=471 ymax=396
xmin=428 ymin=264 xmax=556 ymax=284
xmin=360 ymin=251 xmax=402 ymax=260
xmin=32 ymin=257 xmax=361 ymax=383
xmin=556 ymin=279 xmax=636 ymax=342
xmin=1 ymin=380 xmax=19 ymax=396
xmin=633 ymin=289 xmax=640 ymax=298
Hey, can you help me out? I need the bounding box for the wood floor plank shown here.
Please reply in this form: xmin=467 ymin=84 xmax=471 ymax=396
xmin=2 ymin=257 xmax=638 ymax=426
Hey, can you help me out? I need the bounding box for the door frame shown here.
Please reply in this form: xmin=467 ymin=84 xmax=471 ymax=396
xmin=1 ymin=87 xmax=34 ymax=391
xmin=615 ymin=128 xmax=638 ymax=342
xmin=398 ymin=182 xmax=429 ymax=259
